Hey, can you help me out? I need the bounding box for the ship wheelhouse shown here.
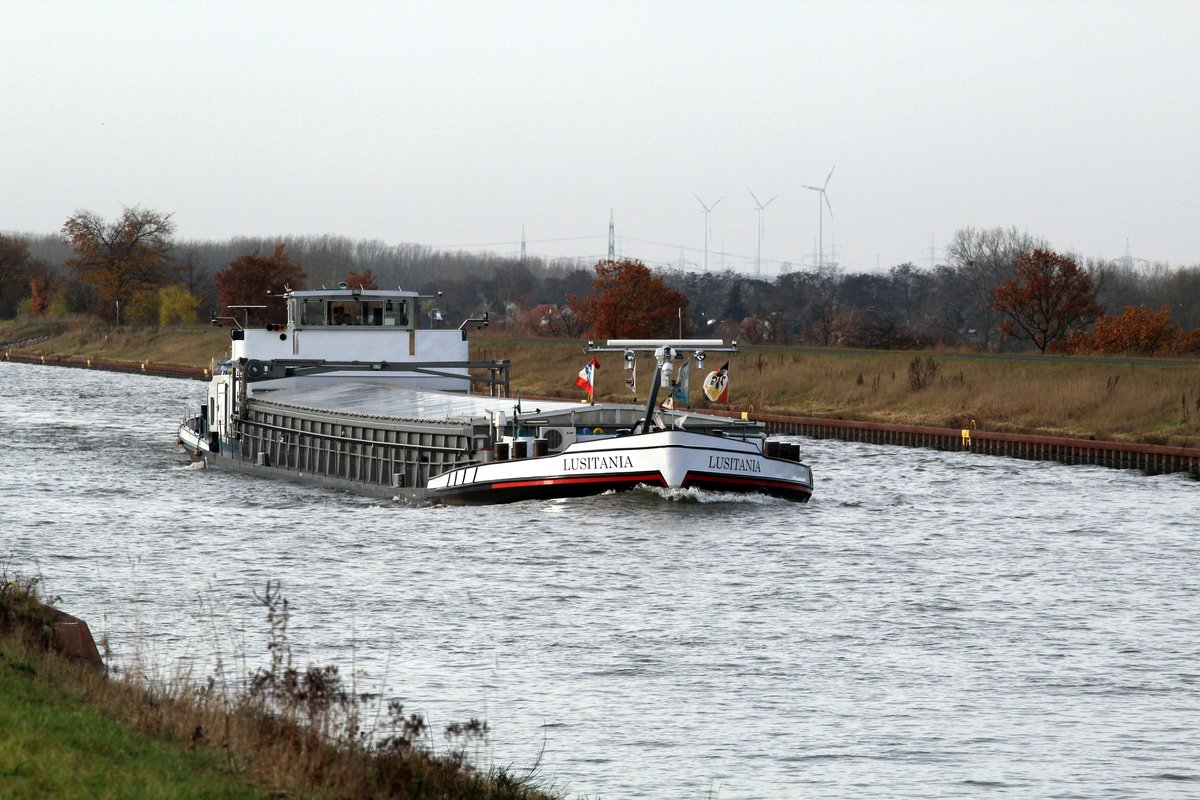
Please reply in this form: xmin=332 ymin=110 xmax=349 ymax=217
xmin=288 ymin=291 xmax=416 ymax=330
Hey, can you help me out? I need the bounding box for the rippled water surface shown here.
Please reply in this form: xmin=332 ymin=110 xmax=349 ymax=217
xmin=2 ymin=361 xmax=1197 ymax=798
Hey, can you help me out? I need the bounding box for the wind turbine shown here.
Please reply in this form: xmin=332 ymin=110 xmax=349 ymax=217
xmin=693 ymin=194 xmax=722 ymax=273
xmin=748 ymin=189 xmax=777 ymax=278
xmin=803 ymin=166 xmax=835 ymax=274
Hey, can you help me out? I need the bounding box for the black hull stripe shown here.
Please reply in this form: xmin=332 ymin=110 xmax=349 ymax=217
xmin=433 ymin=473 xmax=667 ymax=505
xmin=681 ymin=471 xmax=813 ymax=502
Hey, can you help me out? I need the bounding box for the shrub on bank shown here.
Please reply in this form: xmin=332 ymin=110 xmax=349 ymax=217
xmin=0 ymin=569 xmax=560 ymax=800
xmin=1065 ymin=304 xmax=1200 ymax=356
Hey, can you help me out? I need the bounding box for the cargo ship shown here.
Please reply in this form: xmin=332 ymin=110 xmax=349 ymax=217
xmin=178 ymin=286 xmax=814 ymax=504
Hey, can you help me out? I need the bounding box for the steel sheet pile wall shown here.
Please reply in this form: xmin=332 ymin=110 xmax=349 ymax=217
xmin=3 ymin=351 xmax=207 ymax=380
xmin=239 ymin=401 xmax=474 ymax=489
xmin=750 ymin=413 xmax=1200 ymax=477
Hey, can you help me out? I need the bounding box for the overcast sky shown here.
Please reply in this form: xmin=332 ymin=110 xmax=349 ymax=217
xmin=3 ymin=0 xmax=1198 ymax=275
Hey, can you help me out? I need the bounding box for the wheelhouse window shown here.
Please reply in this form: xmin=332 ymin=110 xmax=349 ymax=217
xmin=298 ymin=299 xmax=330 ymax=326
xmin=291 ymin=296 xmax=413 ymax=328
xmin=381 ymin=300 xmax=409 ymax=327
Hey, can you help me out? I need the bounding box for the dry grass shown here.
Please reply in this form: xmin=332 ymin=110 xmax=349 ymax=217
xmin=7 ymin=319 xmax=1200 ymax=447
xmin=1 ymin=570 xmax=559 ymax=800
xmin=473 ymin=336 xmax=1200 ymax=447
xmin=0 ymin=317 xmax=70 ymax=347
xmin=472 ymin=337 xmax=595 ymax=399
xmin=4 ymin=321 xmax=232 ymax=368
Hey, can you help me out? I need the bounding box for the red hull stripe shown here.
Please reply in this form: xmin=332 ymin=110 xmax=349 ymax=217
xmin=491 ymin=472 xmax=666 ymax=490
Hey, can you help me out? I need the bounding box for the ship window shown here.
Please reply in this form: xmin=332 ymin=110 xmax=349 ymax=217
xmin=300 ymin=299 xmax=328 ymax=326
xmin=353 ymin=301 xmax=384 ymax=325
xmin=382 ymin=300 xmax=409 ymax=327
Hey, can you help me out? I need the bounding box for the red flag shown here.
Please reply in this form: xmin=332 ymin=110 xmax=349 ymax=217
xmin=575 ymin=357 xmax=598 ymax=402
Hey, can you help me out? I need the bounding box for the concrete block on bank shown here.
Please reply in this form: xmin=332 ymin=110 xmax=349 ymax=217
xmin=51 ymin=611 xmax=105 ymax=672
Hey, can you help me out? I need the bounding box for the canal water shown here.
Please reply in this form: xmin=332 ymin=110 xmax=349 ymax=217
xmin=1 ymin=360 xmax=1197 ymax=799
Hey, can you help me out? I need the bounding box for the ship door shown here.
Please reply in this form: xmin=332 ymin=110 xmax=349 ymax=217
xmin=216 ymin=382 xmax=230 ymax=438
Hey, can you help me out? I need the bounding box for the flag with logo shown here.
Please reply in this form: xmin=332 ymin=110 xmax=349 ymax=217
xmin=671 ymin=358 xmax=690 ymax=406
xmin=624 ymin=355 xmax=637 ymax=398
xmin=702 ymin=361 xmax=730 ymax=403
xmin=575 ymin=357 xmax=599 ymax=403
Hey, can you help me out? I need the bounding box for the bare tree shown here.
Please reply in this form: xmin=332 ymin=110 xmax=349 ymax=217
xmin=946 ymin=226 xmax=1048 ymax=348
xmin=62 ymin=207 xmax=175 ymax=321
xmin=0 ymin=234 xmax=34 ymax=318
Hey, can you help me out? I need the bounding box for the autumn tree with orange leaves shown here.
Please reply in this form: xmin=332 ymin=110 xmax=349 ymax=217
xmin=214 ymin=244 xmax=306 ymax=327
xmin=0 ymin=234 xmax=39 ymax=318
xmin=343 ymin=269 xmax=378 ymax=290
xmin=577 ymin=258 xmax=689 ymax=339
xmin=11 ymin=252 xmax=56 ymax=319
xmin=989 ymin=248 xmax=1103 ymax=352
xmin=1067 ymin=304 xmax=1200 ymax=355
xmin=62 ymin=207 xmax=175 ymax=322
xmin=1093 ymin=304 xmax=1180 ymax=354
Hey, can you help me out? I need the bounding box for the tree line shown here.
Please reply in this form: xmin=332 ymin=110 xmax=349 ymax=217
xmin=3 ymin=208 xmax=1199 ymax=356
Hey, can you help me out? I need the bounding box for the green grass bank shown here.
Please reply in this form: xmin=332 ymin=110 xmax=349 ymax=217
xmin=0 ymin=573 xmax=560 ymax=800
xmin=0 ymin=643 xmax=268 ymax=800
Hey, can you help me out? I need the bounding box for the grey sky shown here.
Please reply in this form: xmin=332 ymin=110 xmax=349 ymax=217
xmin=3 ymin=0 xmax=1197 ymax=275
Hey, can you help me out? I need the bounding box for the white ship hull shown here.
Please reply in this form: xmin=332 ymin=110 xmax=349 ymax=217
xmin=426 ymin=429 xmax=813 ymax=504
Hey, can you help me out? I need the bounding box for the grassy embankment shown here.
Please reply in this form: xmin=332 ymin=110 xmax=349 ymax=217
xmin=0 ymin=572 xmax=558 ymax=800
xmin=480 ymin=334 xmax=1200 ymax=447
xmin=4 ymin=317 xmax=1200 ymax=447
xmin=0 ymin=646 xmax=268 ymax=799
xmin=0 ymin=573 xmax=266 ymax=799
